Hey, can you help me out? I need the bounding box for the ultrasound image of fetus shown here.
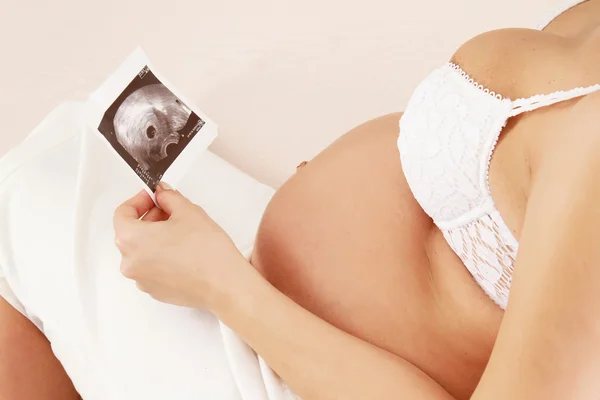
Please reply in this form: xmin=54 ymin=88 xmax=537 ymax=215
xmin=113 ymin=83 xmax=192 ymax=171
xmin=97 ymin=66 xmax=206 ymax=191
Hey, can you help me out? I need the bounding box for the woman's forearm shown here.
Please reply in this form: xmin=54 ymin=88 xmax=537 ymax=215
xmin=215 ymin=265 xmax=454 ymax=400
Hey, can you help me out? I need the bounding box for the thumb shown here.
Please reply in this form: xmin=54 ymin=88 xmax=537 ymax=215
xmin=155 ymin=182 xmax=191 ymax=215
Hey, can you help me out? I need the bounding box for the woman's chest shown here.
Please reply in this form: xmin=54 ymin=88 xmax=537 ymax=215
xmin=399 ymin=26 xmax=600 ymax=308
xmin=403 ymin=4 xmax=600 ymax=256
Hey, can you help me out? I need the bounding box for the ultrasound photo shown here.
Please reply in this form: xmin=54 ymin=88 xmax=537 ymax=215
xmin=97 ymin=66 xmax=206 ymax=191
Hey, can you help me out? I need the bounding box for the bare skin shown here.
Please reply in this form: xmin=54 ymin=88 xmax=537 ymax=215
xmin=252 ymin=1 xmax=600 ymax=398
xmin=0 ymin=296 xmax=80 ymax=400
xmin=252 ymin=111 xmax=501 ymax=399
xmin=3 ymin=1 xmax=600 ymax=398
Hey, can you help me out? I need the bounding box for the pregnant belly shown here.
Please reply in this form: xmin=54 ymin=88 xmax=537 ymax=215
xmin=251 ymin=113 xmax=504 ymax=400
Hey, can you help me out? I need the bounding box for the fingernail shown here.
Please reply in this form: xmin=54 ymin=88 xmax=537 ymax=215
xmin=158 ymin=182 xmax=173 ymax=191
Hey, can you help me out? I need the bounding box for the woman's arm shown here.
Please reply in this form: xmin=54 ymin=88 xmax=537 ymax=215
xmin=114 ymin=187 xmax=454 ymax=400
xmin=217 ymin=263 xmax=453 ymax=400
xmin=472 ymin=101 xmax=600 ymax=399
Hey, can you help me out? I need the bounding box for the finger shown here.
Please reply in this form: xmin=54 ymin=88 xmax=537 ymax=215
xmin=135 ymin=282 xmax=148 ymax=293
xmin=120 ymin=259 xmax=136 ymax=279
xmin=142 ymin=206 xmax=169 ymax=222
xmin=155 ymin=182 xmax=192 ymax=216
xmin=114 ymin=190 xmax=154 ymax=230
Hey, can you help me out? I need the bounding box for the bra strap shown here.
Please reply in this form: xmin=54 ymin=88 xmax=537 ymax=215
xmin=510 ymin=84 xmax=600 ymax=117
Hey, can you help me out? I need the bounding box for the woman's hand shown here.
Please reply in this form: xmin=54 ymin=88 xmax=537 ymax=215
xmin=112 ymin=187 xmax=454 ymax=400
xmin=113 ymin=183 xmax=248 ymax=310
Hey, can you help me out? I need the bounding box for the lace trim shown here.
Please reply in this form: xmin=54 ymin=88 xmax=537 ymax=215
xmin=510 ymin=84 xmax=600 ymax=116
xmin=448 ymin=63 xmax=504 ymax=100
xmin=450 ymin=62 xmax=600 ymax=118
xmin=446 ymin=62 xmax=517 ymax=245
xmin=444 ymin=62 xmax=513 ymax=228
xmin=484 ymin=116 xmax=508 ymax=199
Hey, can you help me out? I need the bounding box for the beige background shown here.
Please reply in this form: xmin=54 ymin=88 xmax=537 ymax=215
xmin=0 ymin=0 xmax=560 ymax=187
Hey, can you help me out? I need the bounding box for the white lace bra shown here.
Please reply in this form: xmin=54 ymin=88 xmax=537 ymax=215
xmin=398 ymin=0 xmax=598 ymax=309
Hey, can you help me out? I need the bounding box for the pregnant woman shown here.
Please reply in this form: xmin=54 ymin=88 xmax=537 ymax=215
xmin=4 ymin=0 xmax=600 ymax=398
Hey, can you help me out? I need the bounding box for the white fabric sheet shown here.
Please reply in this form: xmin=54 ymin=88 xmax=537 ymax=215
xmin=0 ymin=101 xmax=295 ymax=399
